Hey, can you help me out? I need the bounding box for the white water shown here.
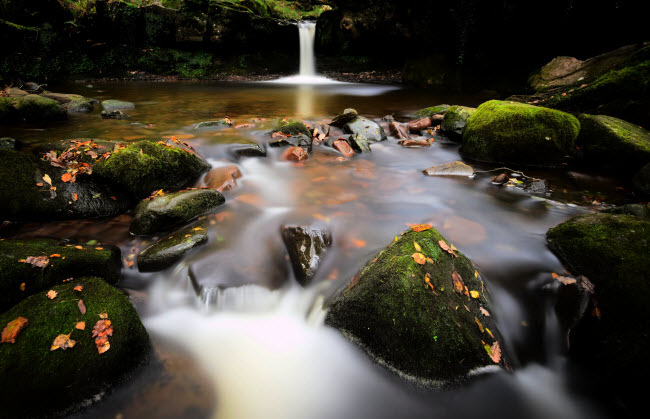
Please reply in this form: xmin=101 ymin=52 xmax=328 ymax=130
xmin=270 ymin=21 xmax=343 ymax=85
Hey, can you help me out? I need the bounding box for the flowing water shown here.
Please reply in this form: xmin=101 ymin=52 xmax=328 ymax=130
xmin=3 ymin=80 xmax=628 ymax=419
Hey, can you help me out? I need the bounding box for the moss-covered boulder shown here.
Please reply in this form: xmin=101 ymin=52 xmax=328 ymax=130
xmin=0 ymin=238 xmax=122 ymax=311
xmin=344 ymin=116 xmax=387 ymax=143
xmin=440 ymin=106 xmax=476 ymax=141
xmin=130 ymin=188 xmax=224 ymax=235
xmin=602 ymin=203 xmax=650 ymax=220
xmin=93 ymin=140 xmax=211 ymax=198
xmin=414 ymin=104 xmax=450 ymax=119
xmin=101 ymin=99 xmax=135 ymax=111
xmin=137 ymin=220 xmax=209 ymax=272
xmin=326 ymin=226 xmax=504 ymax=383
xmin=5 ymin=95 xmax=67 ymax=123
xmin=0 ymin=149 xmax=133 ymax=221
xmin=546 ymin=213 xmax=650 ymax=408
xmin=347 ymin=133 xmax=372 ymax=153
xmin=633 ymin=163 xmax=650 ymax=194
xmin=0 ymin=277 xmax=151 ymax=417
xmin=461 ymin=100 xmax=580 ymax=166
xmin=0 ymin=97 xmax=20 ymax=123
xmin=576 ymin=114 xmax=650 ymax=172
xmin=273 ymin=119 xmax=311 ymax=136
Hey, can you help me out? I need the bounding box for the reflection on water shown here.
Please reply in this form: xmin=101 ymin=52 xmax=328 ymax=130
xmin=8 ymin=81 xmax=626 ymax=419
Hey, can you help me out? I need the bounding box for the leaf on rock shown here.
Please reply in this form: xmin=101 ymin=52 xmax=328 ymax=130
xmin=438 ymin=240 xmax=458 ymax=257
xmin=92 ymin=317 xmax=113 ymax=354
xmin=99 ymin=312 xmax=108 ymax=319
xmin=18 ymin=256 xmax=49 ymax=268
xmin=413 ymin=241 xmax=422 ymax=252
xmin=580 ymin=275 xmax=595 ymax=294
xmin=488 ymin=341 xmax=501 ymax=363
xmin=1 ymin=317 xmax=29 ymax=343
xmin=74 ymin=285 xmax=83 ymax=292
xmin=411 ymin=253 xmax=426 ymax=265
xmin=76 ymin=322 xmax=85 ymax=330
xmin=410 ymin=223 xmax=432 ymax=232
xmin=556 ymin=275 xmax=576 ymax=285
xmin=47 ymin=290 xmax=57 ymax=299
xmin=50 ymin=333 xmax=76 ymax=351
xmin=78 ymin=299 xmax=86 ymax=314
xmin=474 ymin=317 xmax=484 ymax=333
xmin=480 ymin=307 xmax=491 ymax=317
xmin=61 ymin=172 xmax=73 ymax=183
xmin=451 ymin=270 xmax=465 ymax=294
xmin=424 ymin=273 xmax=433 ymax=290
xmin=42 ymin=174 xmax=52 ymax=186
xmin=470 ymin=290 xmax=480 ymax=299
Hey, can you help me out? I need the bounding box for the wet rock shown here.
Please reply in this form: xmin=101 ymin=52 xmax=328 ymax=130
xmin=22 ymin=81 xmax=44 ymax=92
xmin=65 ymin=99 xmax=95 ymax=113
xmin=633 ymin=163 xmax=650 ymax=194
xmin=193 ymin=119 xmax=232 ymax=130
xmin=101 ymin=99 xmax=135 ymax=111
xmin=0 ymin=149 xmax=133 ymax=222
xmin=576 ymin=114 xmax=650 ymax=173
xmin=546 ymin=213 xmax=650 ymax=407
xmin=523 ymin=179 xmax=549 ymax=195
xmin=333 ymin=139 xmax=355 ymax=158
xmin=440 ymin=106 xmax=476 ymax=141
xmin=311 ymin=122 xmax=330 ymax=141
xmin=407 ymin=118 xmax=432 ymax=133
xmin=423 ymin=161 xmax=475 ymax=177
xmin=414 ymin=104 xmax=450 ymax=119
xmin=0 ymin=277 xmax=151 ymax=417
xmin=0 ymin=238 xmax=122 ymax=310
xmin=137 ymin=221 xmax=209 ymax=272
xmin=5 ymin=95 xmax=68 ymax=123
xmin=388 ymin=122 xmax=411 ymax=140
xmin=347 ymin=133 xmax=372 ymax=153
xmin=461 ymin=100 xmax=580 ymax=166
xmin=281 ymin=146 xmax=309 ymax=162
xmin=130 ymin=188 xmax=225 ymax=235
xmin=269 ymin=133 xmax=313 ymax=152
xmin=0 ymin=137 xmax=16 ymax=149
xmin=331 ymin=108 xmax=358 ymax=128
xmin=281 ymin=225 xmax=332 ymax=286
xmin=602 ymin=203 xmax=650 ymax=220
xmin=5 ymin=87 xmax=29 ymax=97
xmin=491 ymin=173 xmax=509 ymax=184
xmin=344 ymin=116 xmax=387 ymax=142
xmin=382 ymin=115 xmax=395 ymax=122
xmin=101 ymin=110 xmax=128 ymax=119
xmin=430 ymin=114 xmax=444 ymax=125
xmin=203 ymin=165 xmax=242 ymax=193
xmin=326 ymin=227 xmax=505 ymax=383
xmin=272 ymin=119 xmax=311 ymax=136
xmin=229 ymin=143 xmax=267 ymax=158
xmin=93 ymin=140 xmax=211 ymax=198
xmin=0 ymin=97 xmax=20 ymax=123
xmin=399 ymin=138 xmax=431 ymax=147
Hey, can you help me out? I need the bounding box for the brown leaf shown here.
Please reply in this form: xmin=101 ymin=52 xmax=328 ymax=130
xmin=1 ymin=317 xmax=29 ymax=343
xmin=92 ymin=318 xmax=113 ymax=354
xmin=19 ymin=256 xmax=49 ymax=268
xmin=439 ymin=240 xmax=458 ymax=257
xmin=475 ymin=317 xmax=484 ymax=333
xmin=579 ymin=275 xmax=595 ymax=294
xmin=76 ymin=322 xmax=85 ymax=330
xmin=78 ymin=299 xmax=86 ymax=314
xmin=410 ymin=223 xmax=432 ymax=232
xmin=451 ymin=270 xmax=465 ymax=294
xmin=480 ymin=307 xmax=491 ymax=317
xmin=47 ymin=290 xmax=57 ymax=299
xmin=488 ymin=341 xmax=501 ymax=363
xmin=50 ymin=333 xmax=76 ymax=351
xmin=411 ymin=253 xmax=426 ymax=265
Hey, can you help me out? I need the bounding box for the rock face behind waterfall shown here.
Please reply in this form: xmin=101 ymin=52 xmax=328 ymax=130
xmin=326 ymin=226 xmax=504 ymax=384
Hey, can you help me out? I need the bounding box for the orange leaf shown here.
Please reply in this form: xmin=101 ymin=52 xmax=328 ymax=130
xmin=47 ymin=290 xmax=57 ymax=299
xmin=424 ymin=273 xmax=434 ymax=290
xmin=74 ymin=246 xmax=83 ymax=250
xmin=61 ymin=172 xmax=73 ymax=183
xmin=50 ymin=333 xmax=76 ymax=351
xmin=411 ymin=253 xmax=426 ymax=265
xmin=73 ymin=285 xmax=83 ymax=292
xmin=451 ymin=270 xmax=465 ymax=294
xmin=470 ymin=290 xmax=480 ymax=299
xmin=438 ymin=240 xmax=458 ymax=257
xmin=99 ymin=312 xmax=108 ymax=319
xmin=73 ymin=193 xmax=78 ymax=201
xmin=488 ymin=341 xmax=501 ymax=363
xmin=76 ymin=322 xmax=85 ymax=330
xmin=1 ymin=317 xmax=29 ymax=343
xmin=352 ymin=239 xmax=367 ymax=248
xmin=20 ymin=283 xmax=25 ymax=291
xmin=410 ymin=223 xmax=432 ymax=232
xmin=475 ymin=317 xmax=484 ymax=333
xmin=78 ymin=299 xmax=86 ymax=314
xmin=49 ymin=254 xmax=61 ymax=258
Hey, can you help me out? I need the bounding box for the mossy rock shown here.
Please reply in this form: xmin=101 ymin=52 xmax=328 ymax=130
xmin=137 ymin=220 xmax=209 ymax=272
xmin=440 ymin=106 xmax=476 ymax=141
xmin=101 ymin=99 xmax=135 ymax=111
xmin=546 ymin=213 xmax=650 ymax=406
xmin=343 ymin=116 xmax=387 ymax=143
xmin=348 ymin=133 xmax=372 ymax=153
xmin=414 ymin=104 xmax=450 ymax=119
xmin=0 ymin=97 xmax=19 ymax=123
xmin=461 ymin=100 xmax=580 ymax=166
xmin=15 ymin=95 xmax=67 ymax=123
xmin=130 ymin=189 xmax=224 ymax=235
xmin=633 ymin=163 xmax=650 ymax=194
xmin=576 ymin=114 xmax=650 ymax=172
xmin=0 ymin=277 xmax=151 ymax=417
xmin=0 ymin=238 xmax=122 ymax=311
xmin=0 ymin=137 xmax=16 ymax=149
xmin=273 ymin=119 xmax=311 ymax=136
xmin=93 ymin=140 xmax=211 ymax=198
xmin=602 ymin=203 xmax=650 ymax=220
xmin=66 ymin=99 xmax=95 ymax=113
xmin=0 ymin=149 xmax=133 ymax=221
xmin=326 ymin=227 xmax=504 ymax=384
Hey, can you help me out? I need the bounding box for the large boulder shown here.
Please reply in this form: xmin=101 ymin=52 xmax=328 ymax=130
xmin=440 ymin=106 xmax=476 ymax=141
xmin=576 ymin=114 xmax=650 ymax=172
xmin=0 ymin=238 xmax=122 ymax=311
xmin=93 ymin=140 xmax=211 ymax=198
xmin=0 ymin=277 xmax=151 ymax=417
xmin=546 ymin=213 xmax=650 ymax=411
xmin=326 ymin=226 xmax=505 ymax=383
xmin=130 ymin=188 xmax=225 ymax=235
xmin=461 ymin=100 xmax=580 ymax=166
xmin=137 ymin=220 xmax=209 ymax=272
xmin=343 ymin=116 xmax=387 ymax=143
xmin=0 ymin=95 xmax=67 ymax=123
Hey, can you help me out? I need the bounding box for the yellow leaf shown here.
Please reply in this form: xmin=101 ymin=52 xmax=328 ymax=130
xmin=411 ymin=253 xmax=426 ymax=265
xmin=50 ymin=333 xmax=76 ymax=351
xmin=474 ymin=270 xmax=479 ymax=278
xmin=413 ymin=241 xmax=421 ymax=252
xmin=470 ymin=290 xmax=479 ymax=299
xmin=42 ymin=174 xmax=52 ymax=186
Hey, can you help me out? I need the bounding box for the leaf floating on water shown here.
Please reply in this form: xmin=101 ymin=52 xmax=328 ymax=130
xmin=78 ymin=300 xmax=86 ymax=315
xmin=480 ymin=307 xmax=491 ymax=317
xmin=451 ymin=270 xmax=465 ymax=294
xmin=411 ymin=253 xmax=426 ymax=265
xmin=470 ymin=290 xmax=480 ymax=299
xmin=1 ymin=317 xmax=29 ymax=343
xmin=51 ymin=333 xmax=76 ymax=351
xmin=413 ymin=241 xmax=422 ymax=252
xmin=18 ymin=256 xmax=49 ymax=268
xmin=438 ymin=240 xmax=458 ymax=257
xmin=47 ymin=290 xmax=57 ymax=300
xmin=410 ymin=223 xmax=432 ymax=232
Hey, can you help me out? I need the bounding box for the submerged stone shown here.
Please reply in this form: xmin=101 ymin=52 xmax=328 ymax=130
xmin=423 ymin=161 xmax=475 ymax=177
xmin=101 ymin=99 xmax=135 ymax=111
xmin=130 ymin=188 xmax=225 ymax=235
xmin=137 ymin=220 xmax=209 ymax=272
xmin=461 ymin=100 xmax=580 ymax=166
xmin=229 ymin=143 xmax=267 ymax=158
xmin=344 ymin=116 xmax=387 ymax=142
xmin=0 ymin=238 xmax=122 ymax=311
xmin=281 ymin=225 xmax=332 ymax=286
xmin=0 ymin=277 xmax=151 ymax=417
xmin=66 ymin=99 xmax=95 ymax=113
xmin=101 ymin=110 xmax=127 ymax=119
xmin=440 ymin=106 xmax=476 ymax=141
xmin=326 ymin=227 xmax=504 ymax=383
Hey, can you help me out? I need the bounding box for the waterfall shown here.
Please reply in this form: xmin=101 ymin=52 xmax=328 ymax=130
xmin=298 ymin=21 xmax=317 ymax=76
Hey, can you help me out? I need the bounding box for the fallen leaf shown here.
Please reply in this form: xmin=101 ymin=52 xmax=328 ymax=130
xmin=556 ymin=275 xmax=576 ymax=285
xmin=411 ymin=253 xmax=426 ymax=265
xmin=49 ymin=254 xmax=61 ymax=258
xmin=475 ymin=317 xmax=484 ymax=333
xmin=488 ymin=341 xmax=501 ymax=363
xmin=480 ymin=307 xmax=491 ymax=316
xmin=99 ymin=312 xmax=108 ymax=319
xmin=92 ymin=317 xmax=113 ymax=354
xmin=42 ymin=174 xmax=52 ymax=186
xmin=1 ymin=317 xmax=29 ymax=343
xmin=592 ymin=307 xmax=602 ymax=318
xmin=95 ymin=247 xmax=103 ymax=250
xmin=19 ymin=256 xmax=49 ymax=268
xmin=50 ymin=333 xmax=76 ymax=351
xmin=451 ymin=270 xmax=465 ymax=294
xmin=486 ymin=328 xmax=495 ymax=339
xmin=73 ymin=285 xmax=83 ymax=292
xmin=414 ymin=241 xmax=422 ymax=252
xmin=352 ymin=239 xmax=367 ymax=248
xmin=20 ymin=283 xmax=25 ymax=291
xmin=410 ymin=223 xmax=432 ymax=232
xmin=580 ymin=276 xmax=595 ymax=294
xmin=74 ymin=245 xmax=83 ymax=250
xmin=474 ymin=270 xmax=479 ymax=278
xmin=424 ymin=273 xmax=434 ymax=290
xmin=470 ymin=290 xmax=480 ymax=299
xmin=47 ymin=290 xmax=57 ymax=299
xmin=73 ymin=193 xmax=78 ymax=201
xmin=76 ymin=322 xmax=85 ymax=330
xmin=78 ymin=299 xmax=86 ymax=314
xmin=439 ymin=240 xmax=458 ymax=257
xmin=61 ymin=172 xmax=73 ymax=183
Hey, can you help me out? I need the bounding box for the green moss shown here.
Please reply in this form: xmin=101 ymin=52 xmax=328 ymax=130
xmin=576 ymin=114 xmax=650 ymax=172
xmin=440 ymin=105 xmax=476 ymax=140
xmin=326 ymin=227 xmax=502 ymax=383
xmin=93 ymin=140 xmax=211 ymax=198
xmin=137 ymin=220 xmax=209 ymax=271
xmin=0 ymin=238 xmax=122 ymax=311
xmin=15 ymin=94 xmax=67 ymax=122
xmin=461 ymin=100 xmax=580 ymax=166
xmin=275 ymin=118 xmax=310 ymax=136
xmin=0 ymin=277 xmax=151 ymax=416
xmin=414 ymin=104 xmax=450 ymax=119
xmin=130 ymin=189 xmax=224 ymax=235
